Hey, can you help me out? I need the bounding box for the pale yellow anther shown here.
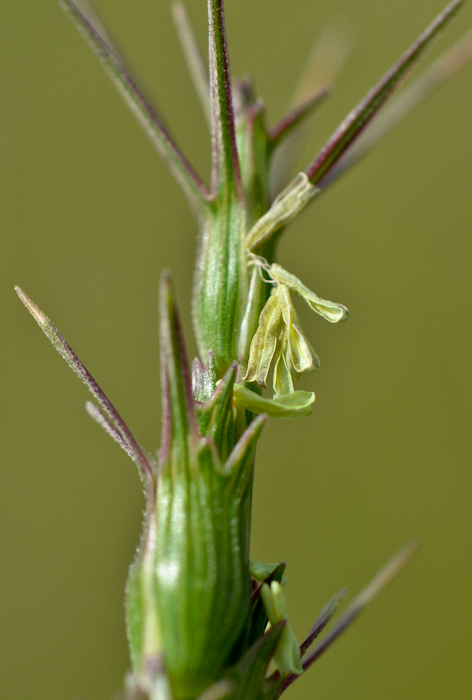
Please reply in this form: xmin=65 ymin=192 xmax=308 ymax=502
xmin=244 ymin=282 xmax=321 ymax=397
xmin=270 ymin=263 xmax=349 ymax=322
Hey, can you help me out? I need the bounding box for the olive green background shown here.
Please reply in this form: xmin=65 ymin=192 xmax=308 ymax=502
xmin=1 ymin=1 xmax=471 ymax=698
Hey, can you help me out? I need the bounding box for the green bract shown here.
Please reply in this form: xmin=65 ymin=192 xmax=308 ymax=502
xmin=16 ymin=0 xmax=471 ymax=698
xmin=233 ymin=384 xmax=315 ymax=419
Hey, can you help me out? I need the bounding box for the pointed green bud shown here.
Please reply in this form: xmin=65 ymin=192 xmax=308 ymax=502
xmin=153 ymin=438 xmax=254 ymax=699
xmin=193 ymin=201 xmax=248 ymax=377
xmin=246 ymin=173 xmax=319 ymax=250
xmin=126 ymin=276 xmax=264 ymax=699
xmin=270 ymin=263 xmax=349 ymax=322
xmin=232 ymin=563 xmax=287 ymax=662
xmin=260 ymin=582 xmax=303 ymax=678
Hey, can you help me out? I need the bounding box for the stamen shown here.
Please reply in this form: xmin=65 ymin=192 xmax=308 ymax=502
xmin=247 ymin=253 xmax=276 ymax=284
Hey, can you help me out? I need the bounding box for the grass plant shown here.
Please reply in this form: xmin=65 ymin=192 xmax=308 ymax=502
xmin=15 ymin=1 xmax=472 ymax=698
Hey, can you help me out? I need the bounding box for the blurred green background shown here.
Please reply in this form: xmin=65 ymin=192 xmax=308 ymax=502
xmin=1 ymin=1 xmax=471 ymax=698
